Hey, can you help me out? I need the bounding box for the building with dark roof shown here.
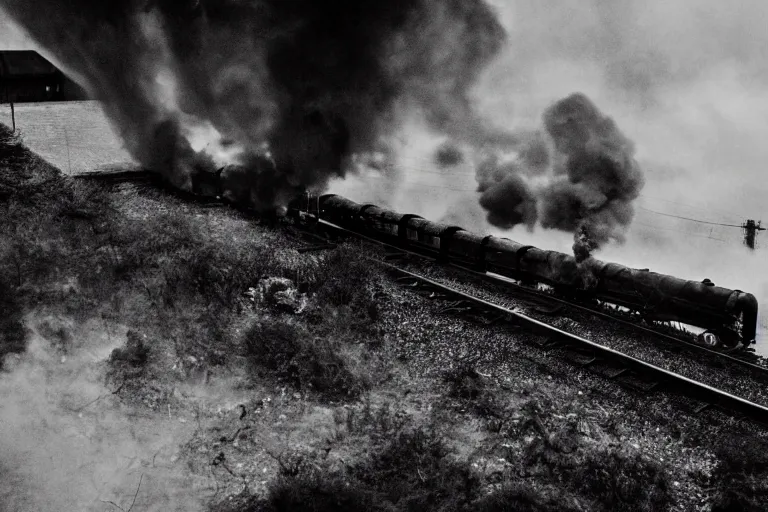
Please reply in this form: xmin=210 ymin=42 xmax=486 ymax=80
xmin=0 ymin=50 xmax=88 ymax=103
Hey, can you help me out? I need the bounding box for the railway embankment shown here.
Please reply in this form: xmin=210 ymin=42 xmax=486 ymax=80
xmin=1 ymin=123 xmax=767 ymax=511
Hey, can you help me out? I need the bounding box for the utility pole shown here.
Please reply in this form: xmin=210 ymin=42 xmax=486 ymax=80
xmin=742 ymin=219 xmax=766 ymax=250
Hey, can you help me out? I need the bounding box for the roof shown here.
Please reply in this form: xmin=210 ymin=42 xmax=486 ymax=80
xmin=0 ymin=51 xmax=60 ymax=78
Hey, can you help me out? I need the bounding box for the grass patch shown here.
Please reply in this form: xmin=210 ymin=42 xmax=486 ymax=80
xmin=0 ymin=276 xmax=27 ymax=364
xmin=574 ymin=447 xmax=671 ymax=512
xmin=472 ymin=484 xmax=578 ymax=512
xmin=247 ymin=427 xmax=481 ymax=512
xmin=710 ymin=435 xmax=768 ymax=511
xmin=244 ymin=317 xmax=370 ymax=400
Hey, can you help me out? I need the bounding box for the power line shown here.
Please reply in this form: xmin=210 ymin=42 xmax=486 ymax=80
xmin=632 ymin=221 xmax=728 ymax=242
xmin=638 ymin=194 xmax=747 ymax=221
xmin=638 ymin=207 xmax=745 ymax=228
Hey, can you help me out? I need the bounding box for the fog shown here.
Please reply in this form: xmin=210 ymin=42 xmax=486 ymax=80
xmin=330 ymin=0 xmax=768 ymax=345
xmin=1 ymin=2 xmax=766 ymax=336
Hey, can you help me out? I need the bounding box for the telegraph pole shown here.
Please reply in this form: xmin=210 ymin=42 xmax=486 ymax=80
xmin=742 ymin=220 xmax=766 ymax=250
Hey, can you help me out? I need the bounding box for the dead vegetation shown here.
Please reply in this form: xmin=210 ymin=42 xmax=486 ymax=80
xmin=243 ymin=426 xmax=481 ymax=512
xmin=2 ymin=124 xmax=767 ymax=511
xmin=710 ymin=434 xmax=768 ymax=511
xmin=243 ymin=246 xmax=386 ymax=401
xmin=244 ymin=317 xmax=371 ymax=400
xmin=0 ymin=276 xmax=27 ymax=364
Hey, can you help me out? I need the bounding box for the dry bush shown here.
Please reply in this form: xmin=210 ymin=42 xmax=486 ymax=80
xmin=710 ymin=435 xmax=768 ymax=511
xmin=357 ymin=428 xmax=480 ymax=511
xmin=253 ymin=475 xmax=387 ymax=512
xmin=308 ymin=246 xmax=380 ymax=328
xmin=442 ymin=364 xmax=506 ymax=423
xmin=244 ymin=318 xmax=369 ymax=400
xmin=248 ymin=427 xmax=481 ymax=512
xmin=444 ymin=363 xmax=487 ymax=400
xmin=573 ymin=447 xmax=671 ymax=512
xmin=487 ymin=394 xmax=671 ymax=512
xmin=109 ymin=330 xmax=150 ymax=368
xmin=472 ymin=483 xmax=579 ymax=512
xmin=0 ymin=277 xmax=27 ymax=364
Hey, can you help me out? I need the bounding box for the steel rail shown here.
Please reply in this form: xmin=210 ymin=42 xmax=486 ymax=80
xmin=70 ymin=173 xmax=768 ymax=380
xmin=380 ymin=262 xmax=768 ymax=426
xmin=305 ymin=215 xmax=768 ymax=378
xmin=68 ymin=173 xmax=768 ymax=424
xmin=480 ymin=272 xmax=768 ymax=373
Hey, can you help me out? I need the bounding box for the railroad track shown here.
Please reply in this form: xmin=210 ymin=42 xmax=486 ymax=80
xmin=297 ymin=215 xmax=768 ymax=382
xmin=378 ymin=261 xmax=768 ymax=426
xmin=72 ymin=170 xmax=768 ymax=424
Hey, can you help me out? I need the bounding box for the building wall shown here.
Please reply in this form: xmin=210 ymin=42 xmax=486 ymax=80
xmin=2 ymin=76 xmax=64 ymax=103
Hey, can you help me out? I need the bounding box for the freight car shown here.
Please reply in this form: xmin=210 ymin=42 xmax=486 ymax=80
xmin=292 ymin=193 xmax=758 ymax=350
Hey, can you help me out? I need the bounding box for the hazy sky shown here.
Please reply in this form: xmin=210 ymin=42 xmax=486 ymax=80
xmin=0 ymin=14 xmax=35 ymax=49
xmin=2 ymin=2 xmax=767 ymax=285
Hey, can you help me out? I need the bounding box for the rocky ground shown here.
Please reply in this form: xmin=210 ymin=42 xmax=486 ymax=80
xmin=1 ymin=124 xmax=768 ymax=511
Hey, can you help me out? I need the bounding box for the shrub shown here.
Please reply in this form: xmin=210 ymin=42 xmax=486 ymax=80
xmin=109 ymin=330 xmax=150 ymax=368
xmin=710 ymin=435 xmax=768 ymax=511
xmin=0 ymin=277 xmax=27 ymax=364
xmin=311 ymin=246 xmax=379 ymax=323
xmin=714 ymin=435 xmax=768 ymax=475
xmin=442 ymin=363 xmax=503 ymax=421
xmin=357 ymin=428 xmax=480 ymax=511
xmin=244 ymin=318 xmax=368 ymax=400
xmin=472 ymin=484 xmax=579 ymax=512
xmin=251 ymin=427 xmax=481 ymax=512
xmin=253 ymin=475 xmax=389 ymax=512
xmin=444 ymin=363 xmax=487 ymax=400
xmin=574 ymin=447 xmax=671 ymax=512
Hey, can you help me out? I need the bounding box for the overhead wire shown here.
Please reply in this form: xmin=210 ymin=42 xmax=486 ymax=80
xmin=353 ymin=162 xmax=757 ymax=239
xmin=632 ymin=222 xmax=728 ymax=243
xmin=638 ymin=207 xmax=745 ymax=228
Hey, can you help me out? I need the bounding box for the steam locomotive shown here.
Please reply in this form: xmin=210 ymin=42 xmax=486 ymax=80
xmin=290 ymin=194 xmax=759 ymax=350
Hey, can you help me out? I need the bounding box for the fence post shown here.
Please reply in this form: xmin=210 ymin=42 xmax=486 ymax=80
xmin=10 ymin=101 xmax=15 ymax=133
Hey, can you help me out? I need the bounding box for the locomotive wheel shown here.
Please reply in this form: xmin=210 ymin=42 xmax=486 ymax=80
xmin=697 ymin=329 xmax=742 ymax=351
xmin=717 ymin=329 xmax=743 ymax=352
xmin=697 ymin=330 xmax=721 ymax=348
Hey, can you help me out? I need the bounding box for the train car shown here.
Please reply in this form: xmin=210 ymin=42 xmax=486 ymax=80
xmin=359 ymin=205 xmax=406 ymax=241
xmin=318 ymin=194 xmax=362 ymax=225
xmin=517 ymin=247 xmax=582 ymax=289
xmin=483 ymin=237 xmax=534 ymax=281
xmin=587 ymin=261 xmax=758 ymax=347
xmin=403 ymin=217 xmax=463 ymax=259
xmin=447 ymin=230 xmax=491 ymax=270
xmin=309 ymin=194 xmax=759 ymax=348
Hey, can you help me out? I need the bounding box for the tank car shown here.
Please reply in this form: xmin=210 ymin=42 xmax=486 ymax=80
xmin=305 ymin=194 xmax=759 ymax=349
xmin=402 ymin=217 xmax=463 ymax=260
xmin=585 ymin=261 xmax=758 ymax=348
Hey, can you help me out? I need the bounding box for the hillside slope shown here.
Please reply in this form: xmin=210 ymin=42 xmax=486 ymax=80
xmin=1 ymin=123 xmax=767 ymax=511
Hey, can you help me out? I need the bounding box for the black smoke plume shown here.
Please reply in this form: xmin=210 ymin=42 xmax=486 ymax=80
xmin=0 ymin=0 xmax=506 ymax=209
xmin=476 ymin=155 xmax=537 ymax=230
xmin=540 ymin=93 xmax=645 ymax=252
xmin=434 ymin=142 xmax=465 ymax=168
xmin=474 ymin=93 xmax=644 ymax=258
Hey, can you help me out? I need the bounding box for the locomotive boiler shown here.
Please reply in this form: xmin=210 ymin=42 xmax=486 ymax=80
xmin=294 ymin=194 xmax=758 ymax=350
